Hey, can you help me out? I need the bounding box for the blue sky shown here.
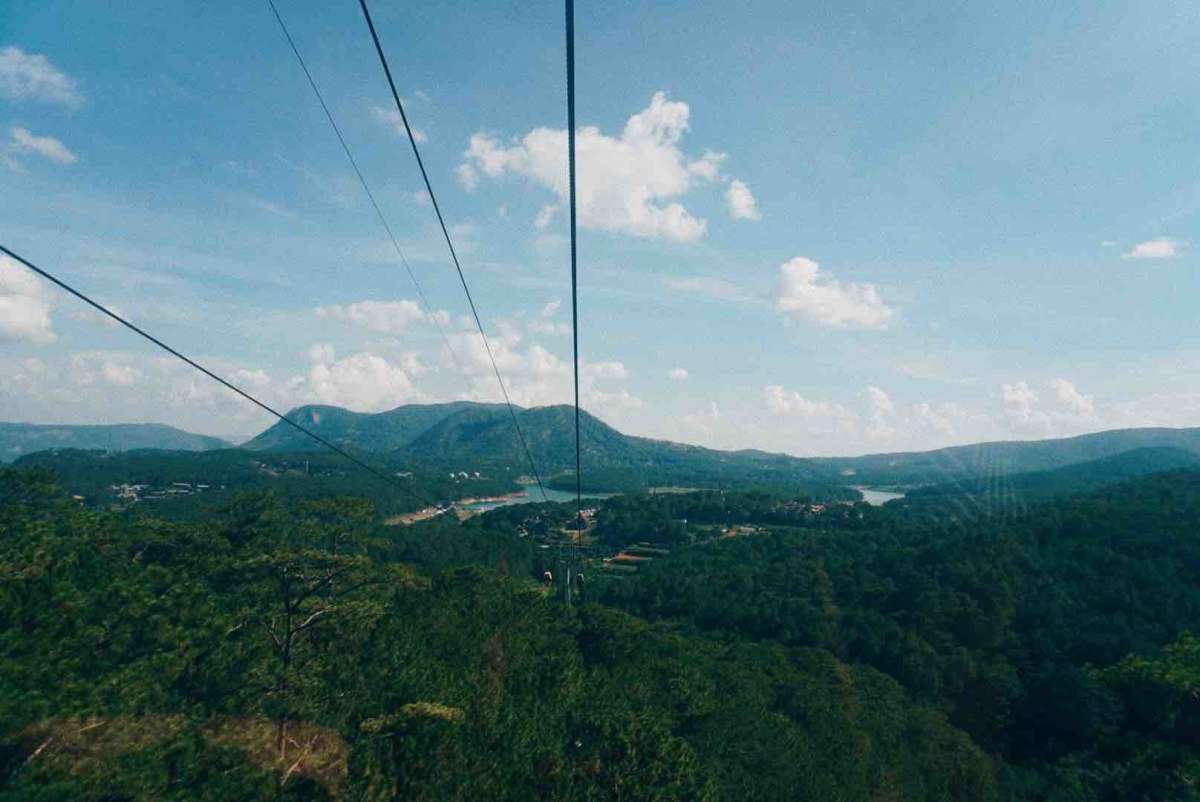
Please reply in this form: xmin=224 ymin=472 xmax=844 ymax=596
xmin=2 ymin=0 xmax=1198 ymax=456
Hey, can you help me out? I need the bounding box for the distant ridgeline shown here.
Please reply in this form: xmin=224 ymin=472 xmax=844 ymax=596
xmin=814 ymin=425 xmax=1200 ymax=485
xmin=0 ymin=422 xmax=228 ymax=463
xmin=10 ymin=406 xmax=1200 ymax=505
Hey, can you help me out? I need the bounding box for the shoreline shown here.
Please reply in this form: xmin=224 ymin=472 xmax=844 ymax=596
xmin=455 ymin=489 xmax=530 ymax=507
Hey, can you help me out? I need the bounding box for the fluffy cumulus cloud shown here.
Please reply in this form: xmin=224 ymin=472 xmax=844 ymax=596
xmin=441 ymin=317 xmax=640 ymax=418
xmin=1123 ymin=237 xmax=1187 ymax=260
xmin=315 ymin=299 xmax=426 ymax=334
xmin=725 ymin=179 xmax=760 ymax=220
xmin=764 ymin=384 xmax=841 ymax=417
xmin=1001 ymin=378 xmax=1098 ymax=435
xmin=775 ymin=257 xmax=894 ymax=329
xmin=756 ymin=382 xmax=990 ymax=453
xmin=0 ymin=255 xmax=55 ymax=344
xmin=0 ymin=46 xmax=81 ymax=106
xmin=1049 ymin=378 xmax=1095 ymax=416
xmin=6 ymin=126 xmax=77 ymax=166
xmin=457 ymin=92 xmax=737 ymax=242
xmin=668 ymin=367 xmax=688 ymax=382
xmin=305 ymin=345 xmax=423 ymax=411
xmin=67 ymin=351 xmax=143 ymax=388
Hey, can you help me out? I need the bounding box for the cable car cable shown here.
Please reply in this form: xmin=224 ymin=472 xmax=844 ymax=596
xmin=564 ymin=0 xmax=584 ymax=602
xmin=264 ymin=0 xmax=472 ymax=383
xmin=356 ymin=0 xmax=550 ymax=503
xmin=0 ymin=242 xmax=436 ymax=507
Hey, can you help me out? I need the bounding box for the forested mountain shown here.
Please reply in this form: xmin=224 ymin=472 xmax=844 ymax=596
xmin=243 ymin=403 xmax=1200 ymax=497
xmin=240 ymin=402 xmax=506 ymax=453
xmin=814 ymin=425 xmax=1200 ymax=485
xmin=243 ymin=402 xmax=843 ymax=494
xmin=0 ymin=422 xmax=229 ymax=463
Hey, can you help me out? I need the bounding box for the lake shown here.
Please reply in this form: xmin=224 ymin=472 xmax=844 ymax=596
xmin=855 ymin=487 xmax=906 ymax=506
xmin=460 ymin=483 xmax=615 ymax=512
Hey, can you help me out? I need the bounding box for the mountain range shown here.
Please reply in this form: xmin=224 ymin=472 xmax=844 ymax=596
xmin=10 ymin=404 xmax=1200 ymax=496
xmin=813 ymin=426 xmax=1200 ymax=486
xmin=244 ymin=402 xmax=837 ymax=492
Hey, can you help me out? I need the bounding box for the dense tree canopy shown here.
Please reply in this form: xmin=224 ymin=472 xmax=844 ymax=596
xmin=1 ymin=468 xmax=995 ymax=800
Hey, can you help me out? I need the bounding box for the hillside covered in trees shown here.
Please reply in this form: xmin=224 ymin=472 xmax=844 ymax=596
xmin=2 ymin=465 xmax=1198 ymax=799
xmin=240 ymin=402 xmax=850 ymax=493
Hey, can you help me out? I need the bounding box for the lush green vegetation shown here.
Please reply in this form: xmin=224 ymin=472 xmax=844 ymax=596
xmin=3 ymin=462 xmax=1198 ymax=799
xmin=10 ymin=448 xmax=519 ymax=520
xmin=0 ymin=469 xmax=994 ymax=800
xmin=599 ymin=471 xmax=1200 ymax=799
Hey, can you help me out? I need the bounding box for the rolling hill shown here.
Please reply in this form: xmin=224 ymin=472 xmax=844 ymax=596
xmin=0 ymin=422 xmax=229 ymax=463
xmin=901 ymin=446 xmax=1200 ymax=511
xmin=813 ymin=426 xmax=1200 ymax=486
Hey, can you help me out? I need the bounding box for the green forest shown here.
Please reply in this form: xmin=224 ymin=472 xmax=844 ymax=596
xmin=2 ymin=464 xmax=1198 ymax=800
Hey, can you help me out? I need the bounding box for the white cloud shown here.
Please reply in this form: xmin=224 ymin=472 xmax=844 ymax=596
xmin=458 ymin=91 xmax=733 ymax=242
xmin=775 ymin=256 xmax=894 ymax=329
xmin=1001 ymin=378 xmax=1098 ymax=435
xmin=0 ymin=46 xmax=81 ymax=107
xmin=371 ymin=105 xmax=427 ymax=143
xmin=1100 ymin=240 xmax=1117 ymax=248
xmin=725 ymin=179 xmax=760 ymax=220
xmin=442 ymin=320 xmax=639 ymax=419
xmin=306 ymin=350 xmax=423 ymax=411
xmin=764 ymin=384 xmax=840 ymax=417
xmin=668 ymin=367 xmax=688 ymax=382
xmin=688 ymin=149 xmax=725 ymax=181
xmin=1049 ymin=378 xmax=1095 ymax=416
xmin=64 ymin=351 xmax=145 ymax=389
xmin=1123 ymin=237 xmax=1186 ymax=260
xmin=0 ymin=255 xmax=55 ymax=344
xmin=1001 ymin=380 xmax=1041 ymax=430
xmin=8 ymin=127 xmax=77 ymax=165
xmin=864 ymin=386 xmax=895 ymax=439
xmin=315 ymin=299 xmax=425 ymax=334
xmin=540 ymin=298 xmax=561 ymax=317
